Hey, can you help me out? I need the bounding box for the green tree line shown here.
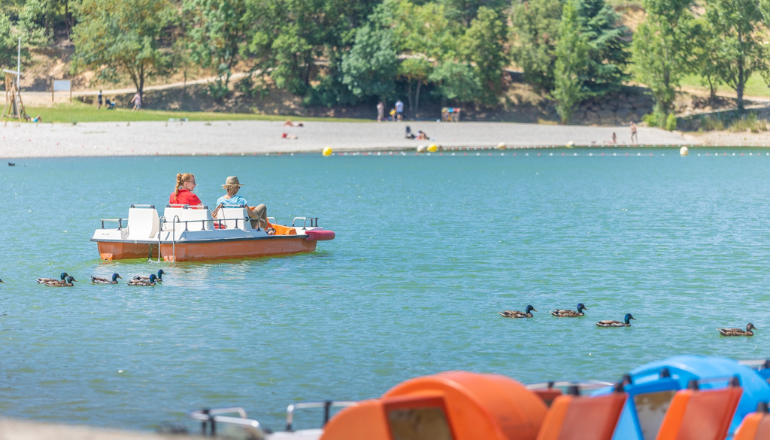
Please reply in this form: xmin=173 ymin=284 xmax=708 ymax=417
xmin=1 ymin=0 xmax=770 ymax=121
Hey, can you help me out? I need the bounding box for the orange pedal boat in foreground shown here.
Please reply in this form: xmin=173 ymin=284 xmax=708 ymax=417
xmin=91 ymin=204 xmax=334 ymax=262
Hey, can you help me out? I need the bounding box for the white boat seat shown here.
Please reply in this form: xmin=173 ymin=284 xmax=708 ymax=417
xmin=219 ymin=207 xmax=252 ymax=231
xmin=163 ymin=205 xmax=213 ymax=231
xmin=126 ymin=206 xmax=160 ymax=239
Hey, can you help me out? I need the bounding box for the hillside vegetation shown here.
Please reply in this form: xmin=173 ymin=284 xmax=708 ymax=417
xmin=2 ymin=0 xmax=770 ymax=126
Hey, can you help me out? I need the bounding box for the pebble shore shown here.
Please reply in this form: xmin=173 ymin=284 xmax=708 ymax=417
xmin=0 ymin=120 xmax=693 ymax=158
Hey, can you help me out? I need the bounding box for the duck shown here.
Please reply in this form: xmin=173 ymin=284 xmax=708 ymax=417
xmin=37 ymin=272 xmax=69 ymax=284
xmin=500 ymin=305 xmax=537 ymax=318
xmin=128 ymin=274 xmax=157 ymax=286
xmin=91 ymin=273 xmax=122 ymax=284
xmin=133 ymin=269 xmax=165 ymax=283
xmin=0 ymin=279 xmax=4 ymax=283
xmin=717 ymin=323 xmax=757 ymax=336
xmin=551 ymin=303 xmax=588 ymax=317
xmin=44 ymin=276 xmax=77 ymax=287
xmin=596 ymin=313 xmax=636 ymax=327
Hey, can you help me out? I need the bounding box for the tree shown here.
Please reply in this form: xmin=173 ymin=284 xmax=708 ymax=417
xmin=705 ymin=0 xmax=768 ymax=111
xmin=631 ymin=0 xmax=694 ymax=114
xmin=341 ymin=24 xmax=397 ymax=99
xmin=510 ymin=0 xmax=562 ymax=92
xmin=72 ymin=0 xmax=174 ymax=104
xmin=553 ymin=0 xmax=588 ymax=122
xmin=184 ymin=0 xmax=251 ymax=100
xmin=577 ymin=0 xmax=629 ymax=97
xmin=429 ymin=61 xmax=482 ymax=103
xmin=397 ymin=56 xmax=431 ymax=114
xmin=690 ymin=18 xmax=721 ymax=103
xmin=439 ymin=0 xmax=505 ymax=26
xmin=460 ymin=6 xmax=507 ymax=104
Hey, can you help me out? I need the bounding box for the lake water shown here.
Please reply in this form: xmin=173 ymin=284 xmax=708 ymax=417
xmin=0 ymin=148 xmax=768 ymax=432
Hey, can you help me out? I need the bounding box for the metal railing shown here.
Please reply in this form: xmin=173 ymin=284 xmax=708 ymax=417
xmin=189 ymin=407 xmax=261 ymax=437
xmin=285 ymin=400 xmax=357 ymax=431
xmin=291 ymin=217 xmax=319 ymax=230
xmin=99 ymin=218 xmax=124 ymax=229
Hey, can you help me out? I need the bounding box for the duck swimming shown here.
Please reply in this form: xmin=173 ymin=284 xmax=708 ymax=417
xmin=37 ymin=272 xmax=68 ymax=284
xmin=91 ymin=273 xmax=122 ymax=284
xmin=500 ymin=305 xmax=537 ymax=318
xmin=45 ymin=276 xmax=77 ymax=287
xmin=133 ymin=269 xmax=164 ymax=283
xmin=128 ymin=274 xmax=157 ymax=286
xmin=596 ymin=313 xmax=636 ymax=327
xmin=551 ymin=303 xmax=588 ymax=317
xmin=717 ymin=323 xmax=757 ymax=336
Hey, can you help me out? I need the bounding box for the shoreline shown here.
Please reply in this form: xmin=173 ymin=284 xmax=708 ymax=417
xmin=0 ymin=120 xmax=695 ymax=159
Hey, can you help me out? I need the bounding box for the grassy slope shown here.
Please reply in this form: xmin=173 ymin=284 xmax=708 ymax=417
xmin=679 ymin=73 xmax=770 ymax=99
xmin=25 ymin=103 xmax=369 ymax=124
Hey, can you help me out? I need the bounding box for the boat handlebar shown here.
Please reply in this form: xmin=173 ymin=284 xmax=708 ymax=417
xmin=285 ymin=400 xmax=357 ymax=431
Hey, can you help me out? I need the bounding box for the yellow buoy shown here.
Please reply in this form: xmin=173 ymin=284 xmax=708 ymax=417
xmin=428 ymin=144 xmax=438 ymax=152
xmin=680 ymin=146 xmax=689 ymax=156
xmin=322 ymin=147 xmax=333 ymax=156
xmin=497 ymin=142 xmax=506 ymax=150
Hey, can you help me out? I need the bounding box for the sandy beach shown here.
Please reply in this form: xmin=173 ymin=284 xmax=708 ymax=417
xmin=0 ymin=120 xmax=694 ymax=158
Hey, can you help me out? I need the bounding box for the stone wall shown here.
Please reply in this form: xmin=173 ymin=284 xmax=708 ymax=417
xmin=570 ymin=90 xmax=654 ymax=125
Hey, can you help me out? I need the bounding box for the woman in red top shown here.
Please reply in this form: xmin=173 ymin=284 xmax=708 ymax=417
xmin=169 ymin=173 xmax=202 ymax=205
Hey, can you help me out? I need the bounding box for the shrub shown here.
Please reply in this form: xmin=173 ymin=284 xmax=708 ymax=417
xmin=665 ymin=113 xmax=677 ymax=131
xmin=728 ymin=112 xmax=765 ymax=133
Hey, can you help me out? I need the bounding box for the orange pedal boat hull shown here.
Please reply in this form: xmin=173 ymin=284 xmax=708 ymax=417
xmin=159 ymin=237 xmax=318 ymax=262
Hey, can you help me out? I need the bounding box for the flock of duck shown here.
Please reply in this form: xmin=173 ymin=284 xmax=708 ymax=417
xmin=500 ymin=303 xmax=758 ymax=337
xmin=30 ymin=269 xmax=166 ymax=287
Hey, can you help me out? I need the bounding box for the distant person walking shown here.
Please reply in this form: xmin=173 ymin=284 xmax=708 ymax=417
xmin=131 ymin=92 xmax=142 ymax=111
xmin=377 ymin=101 xmax=384 ymax=122
xmin=395 ymin=99 xmax=404 ymax=121
xmin=97 ymin=90 xmax=102 ymax=109
xmin=612 ymin=132 xmax=617 ymax=144
xmin=630 ymin=121 xmax=638 ymax=145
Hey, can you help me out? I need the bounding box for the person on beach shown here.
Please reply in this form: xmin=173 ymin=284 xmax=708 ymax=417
xmin=131 ymin=92 xmax=141 ymax=111
xmin=417 ymin=130 xmax=429 ymax=140
xmin=97 ymin=90 xmax=102 ymax=109
xmin=213 ymin=176 xmax=270 ymax=230
xmin=170 ymin=173 xmax=202 ymax=206
xmin=395 ymin=99 xmax=404 ymax=121
xmin=377 ymin=101 xmax=385 ymax=122
xmin=612 ymin=132 xmax=617 ymax=144
xmin=630 ymin=122 xmax=638 ymax=145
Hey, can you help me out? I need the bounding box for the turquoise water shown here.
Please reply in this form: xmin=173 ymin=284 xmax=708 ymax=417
xmin=0 ymin=149 xmax=768 ymax=431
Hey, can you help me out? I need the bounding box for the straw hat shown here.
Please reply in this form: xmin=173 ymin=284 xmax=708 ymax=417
xmin=222 ymin=176 xmax=244 ymax=188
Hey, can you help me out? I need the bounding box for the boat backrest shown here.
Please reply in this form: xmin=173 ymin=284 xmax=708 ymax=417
xmin=163 ymin=205 xmax=213 ymax=231
xmin=127 ymin=205 xmax=159 ymax=239
xmin=734 ymin=403 xmax=770 ymax=440
xmin=536 ymin=389 xmax=627 ymax=440
xmin=654 ymin=379 xmax=743 ymax=440
xmin=219 ymin=207 xmax=252 ymax=231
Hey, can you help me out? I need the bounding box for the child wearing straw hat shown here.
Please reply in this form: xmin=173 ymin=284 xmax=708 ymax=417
xmin=213 ymin=176 xmax=269 ymax=230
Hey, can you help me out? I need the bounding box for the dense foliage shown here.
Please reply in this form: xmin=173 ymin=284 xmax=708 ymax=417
xmin=2 ymin=0 xmax=770 ymax=119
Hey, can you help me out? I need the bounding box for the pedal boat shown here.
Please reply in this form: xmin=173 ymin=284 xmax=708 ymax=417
xmin=91 ymin=204 xmax=335 ymax=262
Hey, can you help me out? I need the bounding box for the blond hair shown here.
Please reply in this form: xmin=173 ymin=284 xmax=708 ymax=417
xmin=175 ymin=173 xmax=195 ymax=198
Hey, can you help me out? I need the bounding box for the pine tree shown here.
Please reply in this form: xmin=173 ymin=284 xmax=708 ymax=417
xmin=577 ymin=0 xmax=629 ymax=97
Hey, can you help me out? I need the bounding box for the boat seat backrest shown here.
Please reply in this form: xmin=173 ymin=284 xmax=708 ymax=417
xmin=163 ymin=207 xmax=213 ymax=231
xmin=734 ymin=410 xmax=770 ymax=440
xmin=219 ymin=207 xmax=252 ymax=231
xmin=654 ymin=386 xmax=743 ymax=440
xmin=127 ymin=207 xmax=159 ymax=239
xmin=533 ymin=388 xmax=564 ymax=408
xmin=535 ymin=392 xmax=627 ymax=440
